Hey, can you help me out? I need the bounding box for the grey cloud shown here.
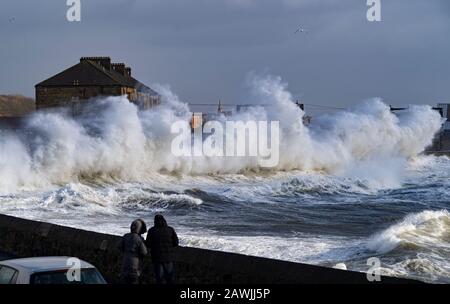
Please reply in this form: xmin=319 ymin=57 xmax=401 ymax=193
xmin=0 ymin=0 xmax=449 ymax=112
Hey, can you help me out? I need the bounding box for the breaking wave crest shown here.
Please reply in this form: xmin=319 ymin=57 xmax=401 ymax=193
xmin=365 ymin=210 xmax=450 ymax=282
xmin=121 ymin=192 xmax=203 ymax=211
xmin=368 ymin=210 xmax=450 ymax=254
xmin=0 ymin=74 xmax=444 ymax=193
xmin=278 ymin=174 xmax=397 ymax=196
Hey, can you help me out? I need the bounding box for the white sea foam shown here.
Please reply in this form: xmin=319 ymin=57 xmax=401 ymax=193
xmin=367 ymin=210 xmax=450 ymax=254
xmin=0 ymin=74 xmax=448 ymax=283
xmin=0 ymin=74 xmax=443 ymax=193
xmin=333 ymin=263 xmax=348 ymax=270
xmin=361 ymin=209 xmax=450 ymax=282
xmin=180 ymin=232 xmax=361 ymax=265
xmin=121 ymin=192 xmax=203 ymax=211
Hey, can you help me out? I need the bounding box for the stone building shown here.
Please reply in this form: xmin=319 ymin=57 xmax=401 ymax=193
xmin=35 ymin=57 xmax=160 ymax=110
xmin=427 ymin=103 xmax=450 ymax=153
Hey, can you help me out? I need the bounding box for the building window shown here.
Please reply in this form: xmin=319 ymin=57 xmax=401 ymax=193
xmin=73 ymin=80 xmax=80 ymax=86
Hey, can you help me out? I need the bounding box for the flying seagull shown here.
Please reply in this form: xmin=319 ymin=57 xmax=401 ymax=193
xmin=294 ymin=27 xmax=308 ymax=34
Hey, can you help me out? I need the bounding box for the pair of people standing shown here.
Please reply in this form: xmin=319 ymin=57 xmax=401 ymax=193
xmin=118 ymin=214 xmax=179 ymax=284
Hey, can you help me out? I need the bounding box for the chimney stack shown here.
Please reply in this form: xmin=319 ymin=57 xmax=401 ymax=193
xmin=111 ymin=63 xmax=131 ymax=77
xmin=125 ymin=67 xmax=131 ymax=77
xmin=80 ymin=57 xmax=111 ymax=70
xmin=80 ymin=57 xmax=132 ymax=77
xmin=111 ymin=63 xmax=125 ymax=75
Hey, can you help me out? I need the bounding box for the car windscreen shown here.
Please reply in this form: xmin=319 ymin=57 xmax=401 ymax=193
xmin=30 ymin=268 xmax=106 ymax=284
xmin=0 ymin=266 xmax=18 ymax=284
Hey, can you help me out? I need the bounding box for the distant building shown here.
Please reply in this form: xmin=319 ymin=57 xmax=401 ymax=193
xmin=191 ymin=112 xmax=206 ymax=129
xmin=294 ymin=100 xmax=312 ymax=125
xmin=216 ymin=100 xmax=232 ymax=117
xmin=426 ymin=103 xmax=450 ymax=153
xmin=302 ymin=115 xmax=312 ymax=126
xmin=35 ymin=57 xmax=160 ymax=111
xmin=295 ymin=100 xmax=305 ymax=111
xmin=217 ymin=100 xmax=224 ymax=113
xmin=437 ymin=103 xmax=450 ymax=130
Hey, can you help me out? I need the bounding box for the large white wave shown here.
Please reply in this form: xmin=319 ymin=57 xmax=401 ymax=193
xmin=366 ymin=209 xmax=450 ymax=282
xmin=367 ymin=209 xmax=450 ymax=254
xmin=0 ymin=74 xmax=444 ymax=193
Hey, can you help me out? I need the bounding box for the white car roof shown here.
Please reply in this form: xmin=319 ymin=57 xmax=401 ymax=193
xmin=0 ymin=257 xmax=95 ymax=273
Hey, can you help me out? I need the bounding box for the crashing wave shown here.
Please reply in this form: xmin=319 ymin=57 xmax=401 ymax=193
xmin=120 ymin=192 xmax=203 ymax=211
xmin=367 ymin=209 xmax=450 ymax=254
xmin=0 ymin=74 xmax=443 ymax=193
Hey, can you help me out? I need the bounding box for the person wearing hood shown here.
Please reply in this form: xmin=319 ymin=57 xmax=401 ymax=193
xmin=145 ymin=214 xmax=179 ymax=284
xmin=118 ymin=219 xmax=148 ymax=284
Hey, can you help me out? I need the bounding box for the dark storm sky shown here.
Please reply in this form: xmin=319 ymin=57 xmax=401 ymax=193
xmin=1 ymin=0 xmax=449 ymax=110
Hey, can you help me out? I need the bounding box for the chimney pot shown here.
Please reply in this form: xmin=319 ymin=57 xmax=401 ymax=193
xmin=112 ymin=63 xmax=128 ymax=76
xmin=80 ymin=57 xmax=111 ymax=70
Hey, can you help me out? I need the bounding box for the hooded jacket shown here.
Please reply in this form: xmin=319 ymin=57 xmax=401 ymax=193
xmin=145 ymin=215 xmax=179 ymax=263
xmin=118 ymin=219 xmax=148 ymax=277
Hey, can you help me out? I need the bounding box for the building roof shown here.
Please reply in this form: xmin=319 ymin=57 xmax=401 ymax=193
xmin=35 ymin=58 xmax=159 ymax=96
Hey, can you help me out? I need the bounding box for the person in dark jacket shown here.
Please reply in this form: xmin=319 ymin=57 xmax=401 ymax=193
xmin=145 ymin=214 xmax=179 ymax=284
xmin=118 ymin=219 xmax=148 ymax=284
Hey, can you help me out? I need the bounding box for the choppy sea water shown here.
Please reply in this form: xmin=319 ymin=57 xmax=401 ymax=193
xmin=0 ymin=155 xmax=449 ymax=283
xmin=0 ymin=76 xmax=449 ymax=283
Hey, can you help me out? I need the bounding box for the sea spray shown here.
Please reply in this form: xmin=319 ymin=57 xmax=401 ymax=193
xmin=364 ymin=209 xmax=450 ymax=282
xmin=367 ymin=209 xmax=450 ymax=254
xmin=0 ymin=74 xmax=444 ymax=193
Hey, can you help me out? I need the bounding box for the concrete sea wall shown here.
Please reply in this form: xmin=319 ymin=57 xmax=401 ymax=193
xmin=0 ymin=214 xmax=419 ymax=284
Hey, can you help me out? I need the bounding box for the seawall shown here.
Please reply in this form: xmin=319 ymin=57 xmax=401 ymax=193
xmin=0 ymin=214 xmax=420 ymax=284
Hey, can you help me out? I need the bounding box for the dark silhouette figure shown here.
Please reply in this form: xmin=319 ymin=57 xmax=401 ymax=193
xmin=118 ymin=219 xmax=148 ymax=284
xmin=145 ymin=214 xmax=179 ymax=284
